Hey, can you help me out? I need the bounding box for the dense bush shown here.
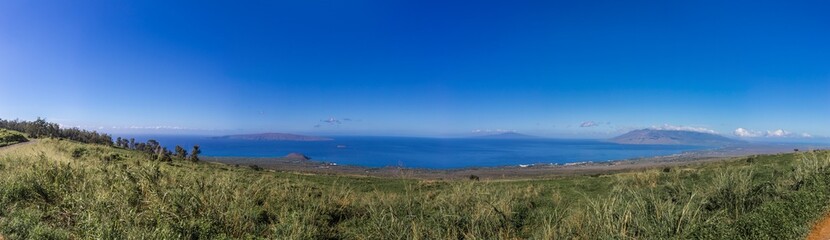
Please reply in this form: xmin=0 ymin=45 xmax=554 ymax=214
xmin=0 ymin=129 xmax=28 ymax=147
xmin=70 ymin=147 xmax=87 ymax=159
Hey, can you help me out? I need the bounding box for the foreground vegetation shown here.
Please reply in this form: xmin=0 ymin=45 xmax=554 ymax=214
xmin=1 ymin=138 xmax=829 ymax=239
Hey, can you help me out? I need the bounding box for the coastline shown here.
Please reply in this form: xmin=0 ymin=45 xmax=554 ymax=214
xmin=204 ymin=143 xmax=826 ymax=180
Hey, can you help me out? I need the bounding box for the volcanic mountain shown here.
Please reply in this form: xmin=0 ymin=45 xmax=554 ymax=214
xmin=610 ymin=129 xmax=744 ymax=146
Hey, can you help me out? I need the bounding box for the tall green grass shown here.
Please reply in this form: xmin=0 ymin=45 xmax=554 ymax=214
xmin=1 ymin=138 xmax=829 ymax=239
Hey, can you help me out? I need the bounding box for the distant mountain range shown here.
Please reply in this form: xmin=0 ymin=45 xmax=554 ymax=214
xmin=476 ymin=132 xmax=540 ymax=139
xmin=610 ymin=129 xmax=744 ymax=146
xmin=213 ymin=133 xmax=333 ymax=141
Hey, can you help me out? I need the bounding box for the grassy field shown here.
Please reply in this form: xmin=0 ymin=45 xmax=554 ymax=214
xmin=0 ymin=129 xmax=27 ymax=148
xmin=1 ymin=138 xmax=829 ymax=239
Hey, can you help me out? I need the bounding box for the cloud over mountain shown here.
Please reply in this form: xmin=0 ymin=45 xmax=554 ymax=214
xmin=733 ymin=128 xmax=811 ymax=138
xmin=649 ymin=124 xmax=718 ymax=134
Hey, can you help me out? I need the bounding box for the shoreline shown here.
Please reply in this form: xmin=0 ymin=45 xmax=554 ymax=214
xmin=204 ymin=143 xmax=826 ymax=180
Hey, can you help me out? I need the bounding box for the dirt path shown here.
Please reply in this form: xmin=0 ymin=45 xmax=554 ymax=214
xmin=807 ymin=213 xmax=830 ymax=240
xmin=0 ymin=140 xmax=35 ymax=153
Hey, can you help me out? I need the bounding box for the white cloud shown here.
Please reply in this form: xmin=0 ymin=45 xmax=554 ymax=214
xmin=733 ymin=128 xmax=763 ymax=137
xmin=316 ymin=117 xmax=357 ymax=127
xmin=127 ymin=126 xmax=184 ymax=130
xmin=472 ymin=129 xmax=515 ymax=133
xmin=765 ymin=129 xmax=790 ymax=137
xmin=732 ymin=128 xmax=812 ymax=138
xmin=580 ymin=121 xmax=599 ymax=128
xmin=650 ymin=124 xmax=718 ymax=134
xmin=322 ymin=117 xmax=341 ymax=124
xmin=58 ymin=124 xmax=186 ymax=131
xmin=58 ymin=124 xmax=82 ymax=129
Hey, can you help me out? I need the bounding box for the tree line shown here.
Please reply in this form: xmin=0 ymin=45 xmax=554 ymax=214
xmin=0 ymin=118 xmax=112 ymax=145
xmin=114 ymin=137 xmax=200 ymax=162
xmin=0 ymin=117 xmax=200 ymax=162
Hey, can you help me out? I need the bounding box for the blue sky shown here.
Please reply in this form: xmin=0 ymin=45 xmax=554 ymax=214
xmin=0 ymin=0 xmax=828 ymax=138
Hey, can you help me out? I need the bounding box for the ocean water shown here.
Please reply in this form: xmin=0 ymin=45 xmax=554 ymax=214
xmin=124 ymin=135 xmax=707 ymax=169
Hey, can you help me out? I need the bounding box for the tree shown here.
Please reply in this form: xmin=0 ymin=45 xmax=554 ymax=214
xmin=136 ymin=143 xmax=146 ymax=152
xmin=189 ymin=145 xmax=201 ymax=162
xmin=175 ymin=145 xmax=188 ymax=159
xmin=143 ymin=140 xmax=160 ymax=155
xmin=27 ymin=117 xmax=48 ymax=138
xmin=157 ymin=146 xmax=172 ymax=162
xmin=116 ymin=137 xmax=124 ymax=148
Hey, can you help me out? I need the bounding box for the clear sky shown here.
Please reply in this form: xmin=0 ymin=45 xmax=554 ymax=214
xmin=1 ymin=0 xmax=828 ymax=138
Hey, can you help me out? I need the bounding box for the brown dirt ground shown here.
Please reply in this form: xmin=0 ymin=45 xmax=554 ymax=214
xmin=0 ymin=139 xmax=34 ymax=153
xmin=807 ymin=213 xmax=830 ymax=240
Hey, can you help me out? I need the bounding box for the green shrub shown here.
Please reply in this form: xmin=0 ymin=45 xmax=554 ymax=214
xmin=249 ymin=165 xmax=263 ymax=171
xmin=71 ymin=147 xmax=87 ymax=159
xmin=0 ymin=128 xmax=27 ymax=147
xmin=100 ymin=152 xmax=121 ymax=162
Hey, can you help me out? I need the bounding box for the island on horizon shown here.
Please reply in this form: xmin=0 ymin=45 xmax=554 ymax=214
xmin=610 ymin=129 xmax=746 ymax=146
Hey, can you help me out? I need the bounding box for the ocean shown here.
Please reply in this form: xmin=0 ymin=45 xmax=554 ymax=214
xmin=122 ymin=135 xmax=707 ymax=169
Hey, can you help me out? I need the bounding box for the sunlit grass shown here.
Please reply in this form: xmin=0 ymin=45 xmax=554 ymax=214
xmin=1 ymin=138 xmax=829 ymax=239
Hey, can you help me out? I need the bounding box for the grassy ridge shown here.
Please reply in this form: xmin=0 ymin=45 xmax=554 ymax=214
xmin=1 ymin=138 xmax=829 ymax=239
xmin=0 ymin=129 xmax=27 ymax=148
